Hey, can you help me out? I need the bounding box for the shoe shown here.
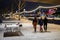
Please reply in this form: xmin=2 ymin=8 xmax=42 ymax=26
xmin=40 ymin=30 xmax=43 ymax=32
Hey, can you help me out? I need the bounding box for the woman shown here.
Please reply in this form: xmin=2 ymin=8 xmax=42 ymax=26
xmin=43 ymin=16 xmax=48 ymax=32
xmin=38 ymin=17 xmax=43 ymax=32
xmin=32 ymin=17 xmax=37 ymax=32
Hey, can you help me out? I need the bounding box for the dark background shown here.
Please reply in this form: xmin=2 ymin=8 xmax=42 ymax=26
xmin=0 ymin=0 xmax=60 ymax=14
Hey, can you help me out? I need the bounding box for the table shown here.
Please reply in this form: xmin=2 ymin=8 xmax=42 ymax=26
xmin=5 ymin=24 xmax=19 ymax=32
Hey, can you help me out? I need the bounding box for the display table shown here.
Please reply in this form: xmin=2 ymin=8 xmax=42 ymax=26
xmin=5 ymin=24 xmax=19 ymax=32
xmin=4 ymin=24 xmax=23 ymax=37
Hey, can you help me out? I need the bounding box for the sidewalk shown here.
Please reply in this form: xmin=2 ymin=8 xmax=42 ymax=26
xmin=0 ymin=18 xmax=60 ymax=40
xmin=3 ymin=23 xmax=60 ymax=40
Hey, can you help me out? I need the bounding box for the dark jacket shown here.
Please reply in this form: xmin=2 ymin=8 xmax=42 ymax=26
xmin=43 ymin=17 xmax=48 ymax=25
xmin=38 ymin=19 xmax=43 ymax=26
xmin=33 ymin=19 xmax=37 ymax=24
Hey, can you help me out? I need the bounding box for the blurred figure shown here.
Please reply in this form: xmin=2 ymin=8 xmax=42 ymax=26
xmin=38 ymin=17 xmax=43 ymax=32
xmin=43 ymin=16 xmax=48 ymax=32
xmin=32 ymin=17 xmax=37 ymax=32
xmin=0 ymin=16 xmax=2 ymax=24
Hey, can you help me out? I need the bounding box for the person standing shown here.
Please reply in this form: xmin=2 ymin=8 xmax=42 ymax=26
xmin=43 ymin=16 xmax=48 ymax=32
xmin=38 ymin=17 xmax=43 ymax=32
xmin=32 ymin=17 xmax=37 ymax=32
xmin=0 ymin=16 xmax=2 ymax=24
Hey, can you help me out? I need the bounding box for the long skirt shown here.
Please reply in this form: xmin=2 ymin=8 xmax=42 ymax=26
xmin=33 ymin=22 xmax=37 ymax=32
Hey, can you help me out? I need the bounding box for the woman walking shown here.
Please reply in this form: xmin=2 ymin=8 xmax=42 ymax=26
xmin=32 ymin=17 xmax=37 ymax=32
xmin=43 ymin=16 xmax=48 ymax=32
xmin=38 ymin=17 xmax=43 ymax=32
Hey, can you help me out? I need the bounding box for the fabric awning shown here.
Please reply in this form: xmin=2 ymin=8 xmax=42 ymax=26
xmin=25 ymin=0 xmax=60 ymax=5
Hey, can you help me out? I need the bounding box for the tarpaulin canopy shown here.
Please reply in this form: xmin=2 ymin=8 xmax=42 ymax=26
xmin=25 ymin=0 xmax=60 ymax=5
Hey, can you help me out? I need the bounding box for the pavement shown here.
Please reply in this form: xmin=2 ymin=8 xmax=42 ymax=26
xmin=0 ymin=18 xmax=60 ymax=40
xmin=0 ymin=22 xmax=60 ymax=40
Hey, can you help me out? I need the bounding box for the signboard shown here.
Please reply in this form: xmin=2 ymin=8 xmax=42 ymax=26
xmin=48 ymin=8 xmax=56 ymax=15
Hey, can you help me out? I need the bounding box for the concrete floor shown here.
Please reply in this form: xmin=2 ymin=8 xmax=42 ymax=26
xmin=0 ymin=22 xmax=60 ymax=40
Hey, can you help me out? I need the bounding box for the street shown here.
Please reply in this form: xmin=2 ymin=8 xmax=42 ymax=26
xmin=0 ymin=21 xmax=60 ymax=40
